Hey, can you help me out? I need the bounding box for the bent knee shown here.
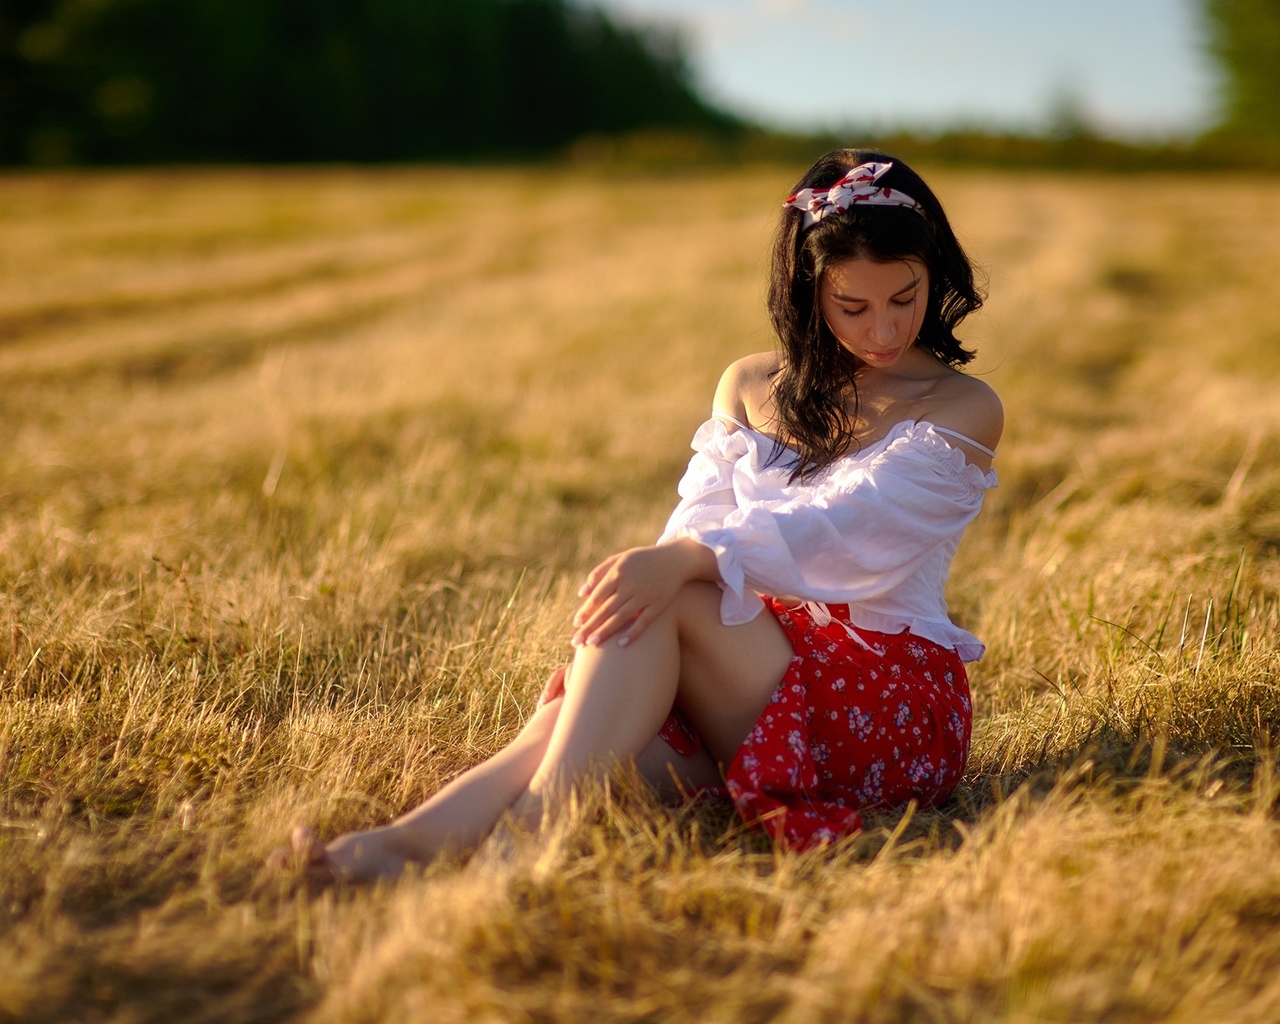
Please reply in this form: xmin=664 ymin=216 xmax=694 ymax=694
xmin=670 ymin=576 xmax=721 ymax=609
xmin=671 ymin=579 xmax=724 ymax=614
xmin=669 ymin=579 xmax=731 ymax=636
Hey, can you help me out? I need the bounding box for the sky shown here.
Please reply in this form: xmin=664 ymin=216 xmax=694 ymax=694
xmin=591 ymin=0 xmax=1218 ymax=139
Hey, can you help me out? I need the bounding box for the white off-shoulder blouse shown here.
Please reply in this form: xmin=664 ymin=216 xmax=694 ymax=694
xmin=658 ymin=415 xmax=998 ymax=661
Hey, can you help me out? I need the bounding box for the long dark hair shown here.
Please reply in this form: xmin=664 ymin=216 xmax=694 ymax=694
xmin=766 ymin=149 xmax=984 ymax=479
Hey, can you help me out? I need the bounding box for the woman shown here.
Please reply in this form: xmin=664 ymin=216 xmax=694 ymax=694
xmin=287 ymin=149 xmax=1002 ymax=878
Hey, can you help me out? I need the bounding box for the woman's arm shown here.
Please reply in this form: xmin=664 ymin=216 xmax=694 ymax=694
xmin=569 ymin=354 xmax=776 ymax=649
xmin=678 ymin=428 xmax=995 ymax=624
xmin=657 ymin=354 xmax=780 ymax=542
xmin=920 ymin=374 xmax=1004 ymax=473
xmin=570 ymin=537 xmax=721 ymax=648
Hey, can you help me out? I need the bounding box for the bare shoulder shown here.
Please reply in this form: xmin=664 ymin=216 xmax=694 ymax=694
xmin=924 ymin=370 xmax=1004 ymax=464
xmin=713 ymin=351 xmax=782 ymax=427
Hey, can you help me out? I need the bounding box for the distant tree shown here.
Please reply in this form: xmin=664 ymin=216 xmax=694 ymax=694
xmin=0 ymin=0 xmax=738 ymax=164
xmin=1201 ymin=0 xmax=1280 ymax=152
xmin=0 ymin=1 xmax=63 ymax=161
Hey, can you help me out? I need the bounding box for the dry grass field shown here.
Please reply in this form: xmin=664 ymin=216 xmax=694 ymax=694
xmin=2 ymin=161 xmax=1280 ymax=1023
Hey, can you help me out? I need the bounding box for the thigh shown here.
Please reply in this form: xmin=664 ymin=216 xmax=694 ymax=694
xmin=671 ymin=582 xmax=794 ymax=766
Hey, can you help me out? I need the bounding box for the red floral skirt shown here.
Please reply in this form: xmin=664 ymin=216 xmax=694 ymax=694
xmin=658 ymin=598 xmax=972 ymax=850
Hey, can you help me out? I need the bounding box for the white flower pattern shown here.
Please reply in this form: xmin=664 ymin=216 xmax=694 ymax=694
xmin=660 ymin=599 xmax=972 ymax=850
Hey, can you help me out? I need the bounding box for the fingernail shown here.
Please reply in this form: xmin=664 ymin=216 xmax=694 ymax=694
xmin=617 ymin=636 xmax=630 ymax=648
xmin=587 ymin=634 xmax=601 ymax=647
xmin=571 ymin=635 xmax=583 ymax=647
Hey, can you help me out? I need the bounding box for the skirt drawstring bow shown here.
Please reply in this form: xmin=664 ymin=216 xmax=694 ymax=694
xmin=797 ymin=601 xmax=883 ymax=657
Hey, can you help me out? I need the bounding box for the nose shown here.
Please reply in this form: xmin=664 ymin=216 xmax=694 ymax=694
xmin=869 ymin=309 xmax=898 ymax=344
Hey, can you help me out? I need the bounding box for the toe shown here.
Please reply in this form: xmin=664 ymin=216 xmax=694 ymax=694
xmin=291 ymin=825 xmax=327 ymax=865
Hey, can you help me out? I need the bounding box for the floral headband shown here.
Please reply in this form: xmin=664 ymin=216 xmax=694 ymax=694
xmin=784 ymin=161 xmax=922 ymax=230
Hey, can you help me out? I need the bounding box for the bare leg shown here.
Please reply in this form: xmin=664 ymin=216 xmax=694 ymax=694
xmin=292 ymin=698 xmax=564 ymax=881
xmin=287 ymin=583 xmax=790 ymax=880
xmin=636 ymin=736 xmax=724 ymax=799
xmin=293 ymin=678 xmax=726 ymax=882
xmin=510 ymin=581 xmax=792 ymax=827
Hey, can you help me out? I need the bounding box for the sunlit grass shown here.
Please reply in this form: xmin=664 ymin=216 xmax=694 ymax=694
xmin=2 ymin=163 xmax=1280 ymax=1022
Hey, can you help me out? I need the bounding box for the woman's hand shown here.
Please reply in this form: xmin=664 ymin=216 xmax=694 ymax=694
xmin=537 ymin=663 xmax=569 ymax=706
xmin=571 ymin=539 xmax=718 ymax=649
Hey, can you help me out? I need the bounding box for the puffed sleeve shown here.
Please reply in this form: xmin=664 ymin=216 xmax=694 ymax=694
xmin=657 ymin=418 xmax=752 ymax=540
xmin=663 ymin=421 xmax=996 ymax=625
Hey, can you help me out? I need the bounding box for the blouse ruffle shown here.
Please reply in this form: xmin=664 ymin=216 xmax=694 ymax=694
xmin=658 ymin=417 xmax=997 ymax=661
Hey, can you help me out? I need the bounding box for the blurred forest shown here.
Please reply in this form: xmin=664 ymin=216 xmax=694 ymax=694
xmin=0 ymin=0 xmax=1278 ymax=166
xmin=0 ymin=0 xmax=736 ymax=165
xmin=1203 ymin=0 xmax=1280 ymax=156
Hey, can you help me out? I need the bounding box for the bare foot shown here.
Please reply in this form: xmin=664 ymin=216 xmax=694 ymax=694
xmin=267 ymin=824 xmax=413 ymax=884
xmin=320 ymin=825 xmax=415 ymax=883
xmin=265 ymin=824 xmax=338 ymax=880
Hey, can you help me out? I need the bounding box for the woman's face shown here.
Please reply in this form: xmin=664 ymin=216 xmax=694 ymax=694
xmin=818 ymin=256 xmax=929 ymax=369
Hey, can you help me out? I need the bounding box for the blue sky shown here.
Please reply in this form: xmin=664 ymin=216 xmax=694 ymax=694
xmin=592 ymin=0 xmax=1217 ymax=138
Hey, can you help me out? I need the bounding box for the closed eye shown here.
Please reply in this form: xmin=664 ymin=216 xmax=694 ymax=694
xmin=841 ymin=293 xmax=916 ymax=316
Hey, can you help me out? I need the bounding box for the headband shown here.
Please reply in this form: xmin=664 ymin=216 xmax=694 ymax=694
xmin=784 ymin=161 xmax=922 ymax=229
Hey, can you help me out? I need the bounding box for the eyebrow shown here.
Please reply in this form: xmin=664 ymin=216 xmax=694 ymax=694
xmin=829 ymin=276 xmax=921 ymax=303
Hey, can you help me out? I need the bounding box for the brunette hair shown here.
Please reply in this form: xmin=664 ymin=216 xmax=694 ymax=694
xmin=767 ymin=149 xmax=984 ymax=479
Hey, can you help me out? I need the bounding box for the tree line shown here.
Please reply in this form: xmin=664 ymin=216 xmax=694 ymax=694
xmin=1202 ymin=0 xmax=1280 ymax=157
xmin=1 ymin=0 xmax=1277 ymax=166
xmin=0 ymin=0 xmax=737 ymax=165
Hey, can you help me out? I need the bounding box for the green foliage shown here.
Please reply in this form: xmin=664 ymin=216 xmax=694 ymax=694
xmin=1202 ymin=0 xmax=1280 ymax=153
xmin=0 ymin=0 xmax=738 ymax=164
